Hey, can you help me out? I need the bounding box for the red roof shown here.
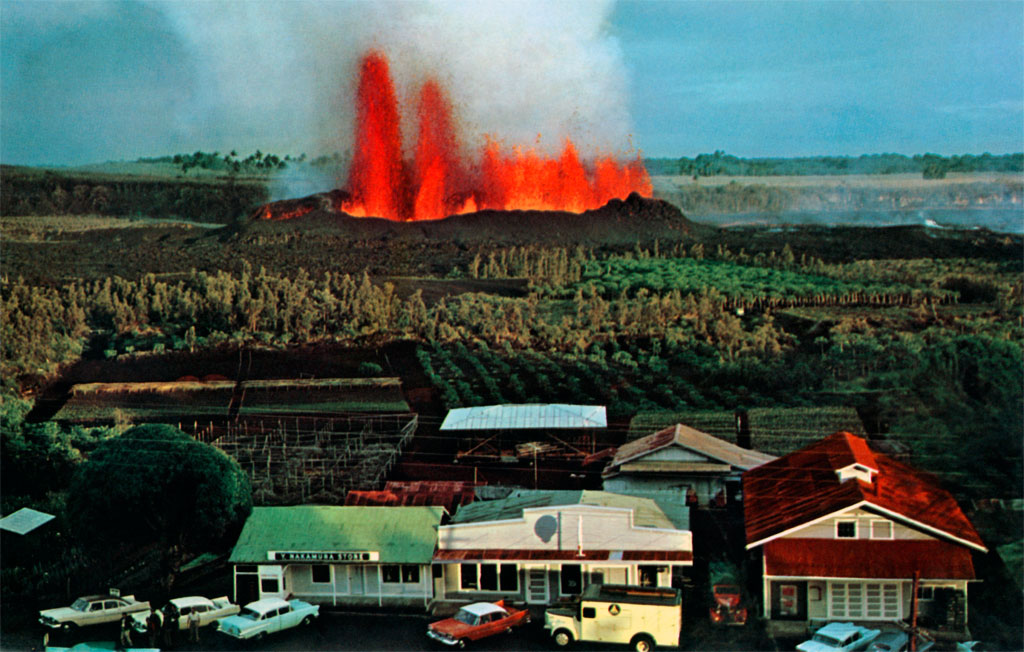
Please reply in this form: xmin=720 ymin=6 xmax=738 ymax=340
xmin=743 ymin=432 xmax=985 ymax=550
xmin=434 ymin=549 xmax=693 ymax=562
xmin=345 ymin=481 xmax=478 ymax=513
xmin=764 ymin=538 xmax=975 ymax=579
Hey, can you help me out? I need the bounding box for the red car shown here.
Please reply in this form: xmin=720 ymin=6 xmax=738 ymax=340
xmin=427 ymin=600 xmax=530 ymax=648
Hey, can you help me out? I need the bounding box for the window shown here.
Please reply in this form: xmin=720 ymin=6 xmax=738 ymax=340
xmin=260 ymin=578 xmax=279 ymax=594
xmin=311 ymin=565 xmax=331 ymax=584
xmin=382 ymin=565 xmax=401 ymax=583
xmin=809 ymin=586 xmax=822 ymax=601
xmin=90 ymin=603 xmax=104 ymax=612
xmin=480 ymin=564 xmax=498 ymax=590
xmin=460 ymin=564 xmax=478 ymax=590
xmin=432 ymin=565 xmax=443 ymax=579
xmin=871 ymin=520 xmax=893 ymax=539
xmin=582 ymin=607 xmax=596 ymax=619
xmin=836 ymin=520 xmax=857 ymax=538
xmin=499 ymin=564 xmax=518 ymax=591
xmin=402 ymin=565 xmax=420 ymax=583
xmin=917 ymin=586 xmax=935 ymax=601
xmin=639 ymin=565 xmax=660 ymax=587
xmin=560 ymin=564 xmax=582 ymax=595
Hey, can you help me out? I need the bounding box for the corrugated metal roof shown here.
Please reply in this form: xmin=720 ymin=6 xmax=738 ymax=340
xmin=744 ymin=432 xmax=986 ymax=551
xmin=450 ymin=490 xmax=689 ymax=531
xmin=440 ymin=404 xmax=607 ymax=431
xmin=229 ymin=506 xmax=445 ymax=564
xmin=0 ymin=507 xmax=55 ymax=535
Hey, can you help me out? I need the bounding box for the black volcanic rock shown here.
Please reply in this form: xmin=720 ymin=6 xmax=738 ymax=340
xmin=247 ymin=192 xmax=705 ymax=246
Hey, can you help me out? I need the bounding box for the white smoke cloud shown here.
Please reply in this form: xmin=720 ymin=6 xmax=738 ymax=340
xmin=157 ymin=0 xmax=633 ymax=163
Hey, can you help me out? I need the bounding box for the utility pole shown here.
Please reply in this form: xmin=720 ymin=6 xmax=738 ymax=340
xmin=910 ymin=570 xmax=920 ymax=652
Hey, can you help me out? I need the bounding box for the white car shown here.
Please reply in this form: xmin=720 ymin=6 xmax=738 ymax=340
xmin=797 ymin=622 xmax=882 ymax=652
xmin=130 ymin=595 xmax=239 ymax=633
xmin=39 ymin=594 xmax=150 ymax=631
xmin=216 ymin=597 xmax=319 ymax=640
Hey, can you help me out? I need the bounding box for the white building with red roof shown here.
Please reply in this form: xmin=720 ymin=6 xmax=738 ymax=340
xmin=743 ymin=431 xmax=986 ymax=637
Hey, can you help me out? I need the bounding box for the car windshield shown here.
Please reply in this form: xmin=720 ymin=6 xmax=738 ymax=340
xmin=453 ymin=610 xmax=477 ymax=626
xmin=71 ymin=599 xmax=90 ymax=611
xmin=812 ymin=633 xmax=843 ymax=646
xmin=714 ymin=585 xmax=740 ymax=594
xmin=239 ymin=608 xmax=261 ymax=620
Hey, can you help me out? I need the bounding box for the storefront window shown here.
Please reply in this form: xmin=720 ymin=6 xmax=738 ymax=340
xmin=382 ymin=565 xmax=401 ymax=583
xmin=311 ymin=565 xmax=331 ymax=584
xmin=560 ymin=564 xmax=582 ymax=595
xmin=499 ymin=564 xmax=518 ymax=591
xmin=460 ymin=564 xmax=478 ymax=589
xmin=402 ymin=565 xmax=420 ymax=583
xmin=260 ymin=578 xmax=279 ymax=594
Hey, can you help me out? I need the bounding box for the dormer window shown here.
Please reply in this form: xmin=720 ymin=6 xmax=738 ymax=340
xmin=836 ymin=521 xmax=857 ymax=538
xmin=836 ymin=463 xmax=878 ymax=484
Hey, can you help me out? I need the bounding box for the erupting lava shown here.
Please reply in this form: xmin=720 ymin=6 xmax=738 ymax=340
xmin=333 ymin=51 xmax=652 ymax=222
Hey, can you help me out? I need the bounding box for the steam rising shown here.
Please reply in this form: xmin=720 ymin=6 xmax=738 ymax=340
xmin=160 ymin=0 xmax=632 ymax=162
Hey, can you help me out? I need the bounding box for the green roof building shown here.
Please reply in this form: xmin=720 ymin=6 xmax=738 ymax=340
xmin=229 ymin=506 xmax=444 ymax=609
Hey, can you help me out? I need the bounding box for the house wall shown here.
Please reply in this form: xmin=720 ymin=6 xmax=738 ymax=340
xmin=603 ymin=476 xmax=728 ymax=505
xmin=236 ymin=563 xmax=432 ymax=608
xmin=436 ymin=561 xmax=681 ymax=604
xmin=765 ymin=577 xmax=970 ymax=628
xmin=779 ymin=509 xmax=932 ymax=541
xmin=438 ymin=505 xmax=692 ymax=554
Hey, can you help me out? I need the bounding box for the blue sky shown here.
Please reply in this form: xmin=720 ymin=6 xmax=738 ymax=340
xmin=2 ymin=0 xmax=1021 ymax=165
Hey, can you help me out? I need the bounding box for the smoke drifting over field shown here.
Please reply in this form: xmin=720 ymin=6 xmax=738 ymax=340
xmin=160 ymin=0 xmax=632 ymax=161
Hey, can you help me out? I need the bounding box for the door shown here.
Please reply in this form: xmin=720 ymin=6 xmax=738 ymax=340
xmin=349 ymin=566 xmax=365 ymax=595
xmin=527 ymin=568 xmax=549 ymax=604
xmin=236 ymin=575 xmax=259 ymax=605
xmin=770 ymin=581 xmax=807 ymax=620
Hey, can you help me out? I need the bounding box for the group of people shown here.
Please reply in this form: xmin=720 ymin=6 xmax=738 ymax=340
xmin=117 ymin=603 xmax=201 ymax=650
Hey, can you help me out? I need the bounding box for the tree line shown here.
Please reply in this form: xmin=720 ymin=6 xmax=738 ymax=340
xmin=644 ymin=151 xmax=1024 ymax=178
xmin=0 ymin=170 xmax=267 ymax=223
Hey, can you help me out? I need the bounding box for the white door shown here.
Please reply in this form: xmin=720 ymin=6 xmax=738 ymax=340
xmin=527 ymin=568 xmax=549 ymax=604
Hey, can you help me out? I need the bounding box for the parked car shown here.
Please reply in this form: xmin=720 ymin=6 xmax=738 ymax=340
xmin=215 ymin=597 xmax=318 ymax=640
xmin=707 ymin=560 xmax=747 ymax=626
xmin=868 ymin=630 xmax=935 ymax=652
xmin=39 ymin=593 xmax=150 ymax=631
xmin=427 ymin=600 xmax=530 ymax=647
xmin=130 ymin=595 xmax=239 ymax=633
xmin=797 ymin=622 xmax=881 ymax=652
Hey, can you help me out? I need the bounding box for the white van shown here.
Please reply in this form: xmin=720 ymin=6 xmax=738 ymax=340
xmin=544 ymin=584 xmax=683 ymax=652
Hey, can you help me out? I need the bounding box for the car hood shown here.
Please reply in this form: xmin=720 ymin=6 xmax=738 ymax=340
xmin=39 ymin=607 xmax=81 ymax=621
xmin=429 ymin=618 xmax=475 ymax=638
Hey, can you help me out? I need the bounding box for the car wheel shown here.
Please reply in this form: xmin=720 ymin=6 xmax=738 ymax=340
xmin=631 ymin=634 xmax=655 ymax=652
xmin=553 ymin=629 xmax=573 ymax=648
xmin=302 ymin=616 xmax=314 ymax=626
xmin=255 ymin=631 xmax=266 ymax=641
xmin=458 ymin=638 xmax=469 ymax=649
xmin=61 ymin=623 xmax=77 ymax=633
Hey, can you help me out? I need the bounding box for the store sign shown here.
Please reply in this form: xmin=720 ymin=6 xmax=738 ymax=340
xmin=268 ymin=551 xmax=379 ymax=562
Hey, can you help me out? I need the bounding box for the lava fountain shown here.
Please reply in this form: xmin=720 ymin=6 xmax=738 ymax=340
xmin=331 ymin=50 xmax=652 ymax=222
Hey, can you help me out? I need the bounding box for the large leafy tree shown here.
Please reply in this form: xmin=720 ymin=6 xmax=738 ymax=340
xmin=67 ymin=424 xmax=251 ymax=586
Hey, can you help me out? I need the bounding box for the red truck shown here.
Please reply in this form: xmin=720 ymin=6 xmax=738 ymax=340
xmin=708 ymin=561 xmax=748 ymax=626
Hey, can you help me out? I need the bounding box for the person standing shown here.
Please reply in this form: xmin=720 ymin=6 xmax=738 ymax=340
xmin=118 ymin=613 xmax=133 ymax=650
xmin=187 ymin=608 xmax=201 ymax=644
xmin=145 ymin=607 xmax=162 ymax=648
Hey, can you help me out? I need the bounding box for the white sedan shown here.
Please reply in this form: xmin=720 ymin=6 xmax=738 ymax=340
xmin=797 ymin=622 xmax=881 ymax=652
xmin=216 ymin=597 xmax=319 ymax=640
xmin=130 ymin=595 xmax=239 ymax=633
xmin=39 ymin=594 xmax=150 ymax=631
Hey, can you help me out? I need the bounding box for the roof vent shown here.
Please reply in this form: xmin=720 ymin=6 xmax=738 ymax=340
xmin=836 ymin=463 xmax=877 ymax=484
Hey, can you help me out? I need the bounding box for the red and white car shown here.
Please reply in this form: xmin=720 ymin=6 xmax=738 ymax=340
xmin=427 ymin=600 xmax=530 ymax=648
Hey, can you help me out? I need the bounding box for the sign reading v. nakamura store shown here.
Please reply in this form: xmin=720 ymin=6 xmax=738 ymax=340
xmin=268 ymin=551 xmax=380 ymax=562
